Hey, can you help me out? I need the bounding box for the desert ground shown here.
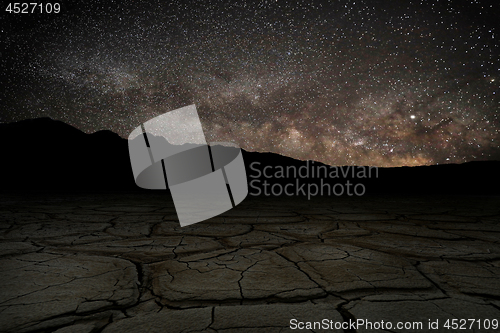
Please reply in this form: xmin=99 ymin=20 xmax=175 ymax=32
xmin=0 ymin=191 xmax=499 ymax=332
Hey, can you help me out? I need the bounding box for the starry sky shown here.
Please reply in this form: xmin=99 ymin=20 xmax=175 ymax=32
xmin=2 ymin=0 xmax=499 ymax=167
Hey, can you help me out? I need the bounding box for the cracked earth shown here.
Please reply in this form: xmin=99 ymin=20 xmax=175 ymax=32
xmin=0 ymin=192 xmax=499 ymax=332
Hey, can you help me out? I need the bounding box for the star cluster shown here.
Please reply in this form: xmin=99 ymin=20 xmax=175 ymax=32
xmin=2 ymin=0 xmax=499 ymax=166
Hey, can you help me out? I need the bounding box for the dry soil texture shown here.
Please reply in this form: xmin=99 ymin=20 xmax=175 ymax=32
xmin=0 ymin=192 xmax=499 ymax=332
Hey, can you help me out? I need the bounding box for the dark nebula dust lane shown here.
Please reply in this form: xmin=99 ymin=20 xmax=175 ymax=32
xmin=2 ymin=0 xmax=499 ymax=167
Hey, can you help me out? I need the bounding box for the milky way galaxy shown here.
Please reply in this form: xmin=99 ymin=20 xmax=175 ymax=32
xmin=2 ymin=0 xmax=499 ymax=166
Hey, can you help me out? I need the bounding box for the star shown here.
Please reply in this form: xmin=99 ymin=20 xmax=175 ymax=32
xmin=2 ymin=0 xmax=499 ymax=167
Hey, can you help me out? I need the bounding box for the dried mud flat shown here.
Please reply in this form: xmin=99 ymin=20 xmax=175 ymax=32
xmin=0 ymin=191 xmax=499 ymax=333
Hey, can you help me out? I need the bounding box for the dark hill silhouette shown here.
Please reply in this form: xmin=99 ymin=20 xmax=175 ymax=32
xmin=0 ymin=118 xmax=498 ymax=195
xmin=0 ymin=118 xmax=134 ymax=190
xmin=242 ymin=151 xmax=500 ymax=195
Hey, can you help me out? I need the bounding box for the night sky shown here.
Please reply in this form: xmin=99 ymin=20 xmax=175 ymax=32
xmin=2 ymin=0 xmax=499 ymax=167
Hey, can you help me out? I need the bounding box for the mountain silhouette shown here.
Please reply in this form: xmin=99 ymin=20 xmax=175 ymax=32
xmin=0 ymin=118 xmax=134 ymax=190
xmin=0 ymin=117 xmax=498 ymax=195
